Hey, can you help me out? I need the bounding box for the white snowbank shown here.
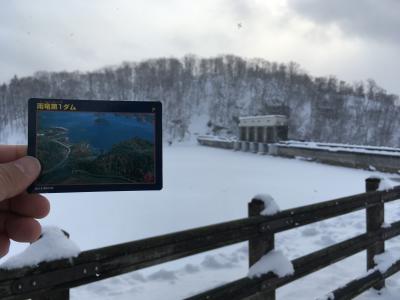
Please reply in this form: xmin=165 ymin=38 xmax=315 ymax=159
xmin=197 ymin=135 xmax=237 ymax=142
xmin=254 ymin=194 xmax=281 ymax=216
xmin=295 ymin=156 xmax=314 ymax=161
xmin=248 ymin=250 xmax=294 ymax=278
xmin=1 ymin=226 xmax=80 ymax=269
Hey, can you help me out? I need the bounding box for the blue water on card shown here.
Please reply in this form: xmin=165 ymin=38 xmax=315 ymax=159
xmin=38 ymin=111 xmax=154 ymax=151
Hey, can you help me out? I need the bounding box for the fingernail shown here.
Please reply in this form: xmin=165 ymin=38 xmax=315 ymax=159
xmin=14 ymin=156 xmax=41 ymax=177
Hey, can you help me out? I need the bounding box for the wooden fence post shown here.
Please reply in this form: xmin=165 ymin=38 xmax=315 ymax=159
xmin=31 ymin=229 xmax=71 ymax=300
xmin=366 ymin=177 xmax=385 ymax=290
xmin=247 ymin=198 xmax=275 ymax=300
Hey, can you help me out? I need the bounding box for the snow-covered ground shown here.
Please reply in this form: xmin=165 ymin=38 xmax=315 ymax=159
xmin=2 ymin=143 xmax=400 ymax=299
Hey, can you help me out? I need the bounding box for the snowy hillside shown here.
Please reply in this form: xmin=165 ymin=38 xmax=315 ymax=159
xmin=1 ymin=55 xmax=399 ymax=146
xmin=2 ymin=144 xmax=400 ymax=299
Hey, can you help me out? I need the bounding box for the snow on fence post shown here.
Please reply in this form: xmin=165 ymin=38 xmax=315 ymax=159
xmin=248 ymin=198 xmax=276 ymax=300
xmin=366 ymin=177 xmax=385 ymax=291
xmin=29 ymin=228 xmax=74 ymax=300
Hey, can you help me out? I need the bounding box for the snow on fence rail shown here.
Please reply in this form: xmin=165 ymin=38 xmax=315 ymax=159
xmin=1 ymin=178 xmax=400 ymax=300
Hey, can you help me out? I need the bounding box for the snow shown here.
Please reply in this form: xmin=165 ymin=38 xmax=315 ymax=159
xmin=316 ymin=292 xmax=335 ymax=300
xmin=328 ymin=249 xmax=400 ymax=299
xmin=379 ymin=178 xmax=395 ymax=191
xmin=374 ymin=249 xmax=400 ymax=273
xmin=0 ymin=121 xmax=26 ymax=145
xmin=382 ymin=222 xmax=392 ymax=229
xmin=362 ymin=287 xmax=400 ymax=300
xmin=1 ymin=226 xmax=80 ymax=269
xmin=278 ymin=140 xmax=400 ymax=157
xmin=248 ymin=250 xmax=294 ymax=278
xmin=0 ymin=143 xmax=399 ymax=299
xmin=295 ymin=156 xmax=314 ymax=161
xmin=253 ymin=194 xmax=281 ymax=216
xmin=368 ymin=175 xmax=396 ymax=191
xmin=197 ymin=135 xmax=236 ymax=142
xmin=187 ymin=114 xmax=209 ymax=142
xmin=282 ymin=140 xmax=400 ymax=153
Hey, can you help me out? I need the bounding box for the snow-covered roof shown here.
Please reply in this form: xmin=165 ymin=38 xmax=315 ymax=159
xmin=239 ymin=115 xmax=288 ymax=127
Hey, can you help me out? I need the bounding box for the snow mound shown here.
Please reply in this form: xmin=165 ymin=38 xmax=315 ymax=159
xmin=248 ymin=250 xmax=294 ymax=278
xmin=369 ymin=175 xmax=395 ymax=191
xmin=254 ymin=194 xmax=280 ymax=216
xmin=379 ymin=178 xmax=395 ymax=191
xmin=1 ymin=226 xmax=80 ymax=269
xmin=382 ymin=222 xmax=392 ymax=229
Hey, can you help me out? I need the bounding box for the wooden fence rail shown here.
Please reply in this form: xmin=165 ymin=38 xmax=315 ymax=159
xmin=0 ymin=178 xmax=400 ymax=299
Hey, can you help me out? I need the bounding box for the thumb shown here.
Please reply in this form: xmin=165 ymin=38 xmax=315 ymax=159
xmin=0 ymin=156 xmax=41 ymax=201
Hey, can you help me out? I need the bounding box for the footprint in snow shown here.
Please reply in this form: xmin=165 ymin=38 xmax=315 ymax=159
xmin=301 ymin=227 xmax=319 ymax=237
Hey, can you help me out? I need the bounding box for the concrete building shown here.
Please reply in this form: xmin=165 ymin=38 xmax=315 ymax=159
xmin=236 ymin=115 xmax=288 ymax=153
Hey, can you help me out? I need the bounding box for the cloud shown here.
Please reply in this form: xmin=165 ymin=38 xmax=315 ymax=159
xmin=288 ymin=0 xmax=400 ymax=44
xmin=0 ymin=0 xmax=399 ymax=96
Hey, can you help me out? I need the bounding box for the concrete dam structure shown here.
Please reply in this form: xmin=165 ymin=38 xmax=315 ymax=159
xmin=197 ymin=115 xmax=400 ymax=174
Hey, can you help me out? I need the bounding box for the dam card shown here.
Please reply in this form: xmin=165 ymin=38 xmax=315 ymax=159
xmin=27 ymin=98 xmax=162 ymax=193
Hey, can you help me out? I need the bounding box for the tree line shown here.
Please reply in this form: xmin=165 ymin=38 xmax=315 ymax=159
xmin=1 ymin=55 xmax=399 ymax=147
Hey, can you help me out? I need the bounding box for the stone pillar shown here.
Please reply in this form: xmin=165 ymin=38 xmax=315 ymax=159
xmin=263 ymin=127 xmax=268 ymax=143
xmin=258 ymin=143 xmax=265 ymax=154
xmin=254 ymin=126 xmax=258 ymax=143
xmin=240 ymin=127 xmax=245 ymax=141
xmin=245 ymin=127 xmax=250 ymax=141
xmin=252 ymin=142 xmax=258 ymax=153
xmin=269 ymin=127 xmax=273 ymax=142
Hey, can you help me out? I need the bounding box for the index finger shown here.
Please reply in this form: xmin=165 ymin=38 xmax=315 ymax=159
xmin=0 ymin=145 xmax=27 ymax=163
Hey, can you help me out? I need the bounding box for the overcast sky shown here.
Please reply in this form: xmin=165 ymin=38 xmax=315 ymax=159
xmin=1 ymin=0 xmax=399 ymax=95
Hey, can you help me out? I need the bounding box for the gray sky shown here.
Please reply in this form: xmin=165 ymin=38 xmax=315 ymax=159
xmin=1 ymin=0 xmax=399 ymax=95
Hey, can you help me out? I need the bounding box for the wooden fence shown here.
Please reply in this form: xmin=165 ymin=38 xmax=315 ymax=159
xmin=1 ymin=178 xmax=400 ymax=300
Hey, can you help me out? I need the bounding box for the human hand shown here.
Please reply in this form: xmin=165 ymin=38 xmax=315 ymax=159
xmin=0 ymin=145 xmax=50 ymax=257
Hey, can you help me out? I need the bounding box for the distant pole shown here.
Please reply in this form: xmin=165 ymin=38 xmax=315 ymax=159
xmin=248 ymin=199 xmax=275 ymax=300
xmin=366 ymin=177 xmax=385 ymax=290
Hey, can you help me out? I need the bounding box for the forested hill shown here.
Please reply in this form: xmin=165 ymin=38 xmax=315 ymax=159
xmin=1 ymin=55 xmax=399 ymax=146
